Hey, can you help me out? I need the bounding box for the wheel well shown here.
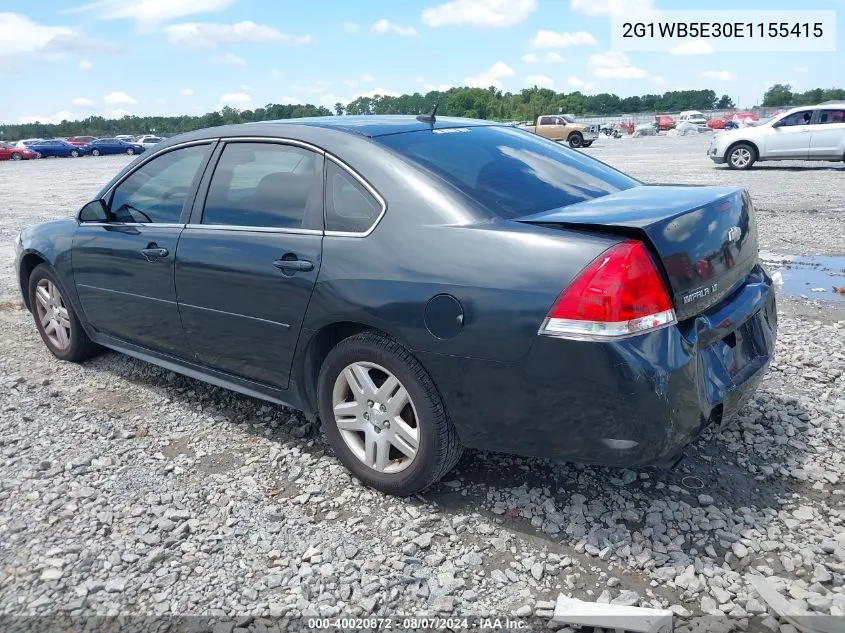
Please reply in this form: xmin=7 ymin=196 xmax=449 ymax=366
xmin=567 ymin=131 xmax=582 ymax=139
xmin=301 ymin=322 xmax=388 ymax=414
xmin=726 ymin=140 xmax=759 ymax=160
xmin=18 ymin=253 xmax=46 ymax=310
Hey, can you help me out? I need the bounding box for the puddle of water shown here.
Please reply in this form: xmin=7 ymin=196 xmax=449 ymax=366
xmin=760 ymin=252 xmax=845 ymax=302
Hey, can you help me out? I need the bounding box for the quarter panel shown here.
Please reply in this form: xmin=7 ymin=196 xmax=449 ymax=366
xmin=307 ymin=220 xmax=620 ymax=362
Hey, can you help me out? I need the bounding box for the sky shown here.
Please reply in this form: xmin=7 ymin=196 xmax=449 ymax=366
xmin=0 ymin=0 xmax=842 ymax=125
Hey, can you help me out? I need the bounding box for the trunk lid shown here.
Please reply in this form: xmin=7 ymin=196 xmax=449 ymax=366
xmin=517 ymin=185 xmax=758 ymax=320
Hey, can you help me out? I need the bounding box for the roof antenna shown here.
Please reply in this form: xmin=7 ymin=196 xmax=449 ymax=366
xmin=416 ymin=102 xmax=439 ymax=125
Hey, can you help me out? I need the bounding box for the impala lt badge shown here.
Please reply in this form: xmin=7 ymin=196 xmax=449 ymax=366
xmin=683 ymin=283 xmax=719 ymax=305
xmin=727 ymin=226 xmax=742 ymax=242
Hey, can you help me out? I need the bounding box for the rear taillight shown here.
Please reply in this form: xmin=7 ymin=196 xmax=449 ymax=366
xmin=540 ymin=240 xmax=676 ymax=340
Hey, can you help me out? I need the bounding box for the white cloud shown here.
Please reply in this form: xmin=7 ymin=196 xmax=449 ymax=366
xmin=72 ymin=97 xmax=94 ymax=106
xmin=670 ymin=39 xmax=714 ymax=56
xmin=216 ymin=91 xmax=252 ymax=110
xmin=78 ymin=59 xmax=93 ymax=71
xmin=588 ymin=51 xmax=648 ymax=79
xmin=545 ymin=52 xmax=564 ymax=63
xmin=371 ymin=19 xmax=419 ymax=37
xmin=110 ymin=109 xmax=132 ymax=118
xmin=568 ymin=76 xmax=584 ymax=87
xmin=360 ymin=72 xmax=375 ymax=83
xmin=652 ymin=75 xmax=668 ymax=84
xmin=165 ymin=21 xmax=312 ymax=48
xmin=103 ymin=91 xmax=138 ymax=105
xmin=319 ymin=93 xmax=341 ymax=106
xmin=464 ymin=60 xmax=514 ymax=89
xmin=18 ymin=110 xmax=74 ymax=124
xmin=526 ymin=74 xmax=554 ymax=89
xmin=343 ymin=80 xmax=358 ymax=88
xmin=180 ymin=88 xmax=194 ymax=95
xmin=280 ymin=96 xmax=301 ymax=105
xmin=0 ymin=13 xmax=75 ymax=57
xmin=521 ymin=53 xmax=539 ymax=63
xmin=421 ymin=0 xmax=536 ymax=28
xmin=351 ymin=88 xmax=401 ymax=100
xmin=701 ymin=70 xmax=735 ymax=81
xmin=530 ymin=29 xmax=597 ymax=48
xmin=343 ymin=22 xmax=359 ymax=33
xmin=220 ymin=52 xmax=245 ymax=65
xmin=70 ymin=0 xmax=236 ymax=23
xmin=423 ymin=83 xmax=454 ymax=92
xmin=570 ymin=0 xmax=654 ymax=17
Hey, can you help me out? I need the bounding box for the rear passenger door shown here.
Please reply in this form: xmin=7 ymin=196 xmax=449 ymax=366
xmin=175 ymin=139 xmax=324 ymax=389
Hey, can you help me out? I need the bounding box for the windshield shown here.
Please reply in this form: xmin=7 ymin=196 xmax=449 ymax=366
xmin=373 ymin=125 xmax=639 ymax=219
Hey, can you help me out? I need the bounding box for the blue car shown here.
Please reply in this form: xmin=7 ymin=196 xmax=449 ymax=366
xmin=28 ymin=139 xmax=89 ymax=158
xmin=87 ymin=138 xmax=146 ymax=156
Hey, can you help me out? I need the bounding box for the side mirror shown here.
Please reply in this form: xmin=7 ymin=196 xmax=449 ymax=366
xmin=78 ymin=199 xmax=109 ymax=222
xmin=771 ymin=120 xmax=783 ymax=128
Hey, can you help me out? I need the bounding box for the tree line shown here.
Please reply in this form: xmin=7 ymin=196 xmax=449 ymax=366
xmin=762 ymin=84 xmax=845 ymax=107
xmin=1 ymin=83 xmax=839 ymax=140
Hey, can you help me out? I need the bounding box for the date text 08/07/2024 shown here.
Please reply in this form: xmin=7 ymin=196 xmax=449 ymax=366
xmin=307 ymin=616 xmax=529 ymax=630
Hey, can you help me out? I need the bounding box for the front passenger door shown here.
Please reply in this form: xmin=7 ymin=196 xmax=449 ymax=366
xmin=764 ymin=110 xmax=813 ymax=159
xmin=175 ymin=140 xmax=324 ymax=389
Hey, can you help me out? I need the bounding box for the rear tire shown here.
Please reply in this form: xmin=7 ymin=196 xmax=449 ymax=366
xmin=127 ymin=148 xmax=134 ymax=155
xmin=11 ymin=152 xmax=22 ymax=161
xmin=92 ymin=149 xmax=101 ymax=156
xmin=727 ymin=143 xmax=756 ymax=170
xmin=568 ymin=132 xmax=584 ymax=148
xmin=317 ymin=331 xmax=463 ymax=496
xmin=28 ymin=264 xmax=101 ymax=363
xmin=70 ymin=149 xmax=80 ymax=158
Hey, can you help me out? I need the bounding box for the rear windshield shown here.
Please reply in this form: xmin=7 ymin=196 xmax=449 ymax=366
xmin=373 ymin=125 xmax=638 ymax=218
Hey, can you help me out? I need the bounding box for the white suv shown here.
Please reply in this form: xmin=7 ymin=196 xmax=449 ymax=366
xmin=708 ymin=104 xmax=845 ymax=169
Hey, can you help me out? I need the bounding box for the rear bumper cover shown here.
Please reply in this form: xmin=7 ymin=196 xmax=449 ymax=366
xmin=423 ymin=265 xmax=777 ymax=466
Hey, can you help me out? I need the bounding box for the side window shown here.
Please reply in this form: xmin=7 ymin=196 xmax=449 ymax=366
xmin=325 ymin=161 xmax=382 ymax=233
xmin=202 ymin=142 xmax=323 ymax=229
xmin=779 ymin=111 xmax=812 ymax=126
xmin=818 ymin=109 xmax=845 ymax=124
xmin=109 ymin=144 xmax=209 ymax=224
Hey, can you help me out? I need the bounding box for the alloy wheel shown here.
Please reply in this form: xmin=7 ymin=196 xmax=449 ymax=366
xmin=332 ymin=361 xmax=420 ymax=474
xmin=731 ymin=148 xmax=751 ymax=168
xmin=34 ymin=279 xmax=72 ymax=351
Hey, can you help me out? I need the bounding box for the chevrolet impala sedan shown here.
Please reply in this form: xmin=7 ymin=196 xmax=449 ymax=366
xmin=15 ymin=116 xmax=777 ymax=496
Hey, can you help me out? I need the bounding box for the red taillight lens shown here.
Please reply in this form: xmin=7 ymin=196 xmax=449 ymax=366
xmin=541 ymin=240 xmax=676 ymax=340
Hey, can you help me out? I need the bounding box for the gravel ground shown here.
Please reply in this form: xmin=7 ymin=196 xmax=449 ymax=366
xmin=0 ymin=147 xmax=844 ymax=632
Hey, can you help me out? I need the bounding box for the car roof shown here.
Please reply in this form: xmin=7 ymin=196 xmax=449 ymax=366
xmin=215 ymin=115 xmax=498 ymax=139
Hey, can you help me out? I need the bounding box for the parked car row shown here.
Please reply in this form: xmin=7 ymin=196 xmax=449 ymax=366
xmin=2 ymin=136 xmax=157 ymax=161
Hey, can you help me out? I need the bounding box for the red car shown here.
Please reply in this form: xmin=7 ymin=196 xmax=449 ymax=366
xmin=0 ymin=142 xmax=38 ymax=160
xmin=654 ymin=114 xmax=676 ymax=131
xmin=67 ymin=136 xmax=96 ymax=147
xmin=707 ymin=117 xmax=726 ymax=130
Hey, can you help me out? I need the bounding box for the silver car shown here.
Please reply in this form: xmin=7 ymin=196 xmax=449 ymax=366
xmin=708 ymin=104 xmax=845 ymax=169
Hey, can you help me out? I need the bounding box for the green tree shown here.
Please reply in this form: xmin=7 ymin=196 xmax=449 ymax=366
xmin=334 ymin=102 xmax=344 ymax=116
xmin=716 ymin=94 xmax=735 ymax=109
xmin=762 ymin=84 xmax=794 ymax=106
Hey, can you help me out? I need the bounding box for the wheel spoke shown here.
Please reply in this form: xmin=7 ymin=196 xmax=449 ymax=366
xmin=375 ymin=374 xmax=400 ymax=403
xmin=44 ymin=320 xmax=56 ymax=335
xmin=386 ymin=386 xmax=410 ymax=416
xmin=55 ymin=323 xmax=69 ymax=348
xmin=40 ymin=312 xmax=51 ymax=327
xmin=35 ymin=286 xmax=50 ymax=310
xmin=364 ymin=433 xmax=378 ymax=468
xmin=348 ymin=364 xmax=378 ymax=398
xmin=388 ymin=417 xmax=419 ymax=457
xmin=374 ymin=436 xmax=390 ymax=472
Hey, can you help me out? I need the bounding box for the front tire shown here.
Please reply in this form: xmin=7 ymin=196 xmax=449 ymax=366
xmin=28 ymin=264 xmax=100 ymax=362
xmin=127 ymin=148 xmax=135 ymax=155
xmin=317 ymin=331 xmax=463 ymax=496
xmin=568 ymin=132 xmax=584 ymax=148
xmin=11 ymin=152 xmax=22 ymax=161
xmin=727 ymin=143 xmax=756 ymax=169
xmin=91 ymin=149 xmax=101 ymax=156
xmin=70 ymin=149 xmax=80 ymax=158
